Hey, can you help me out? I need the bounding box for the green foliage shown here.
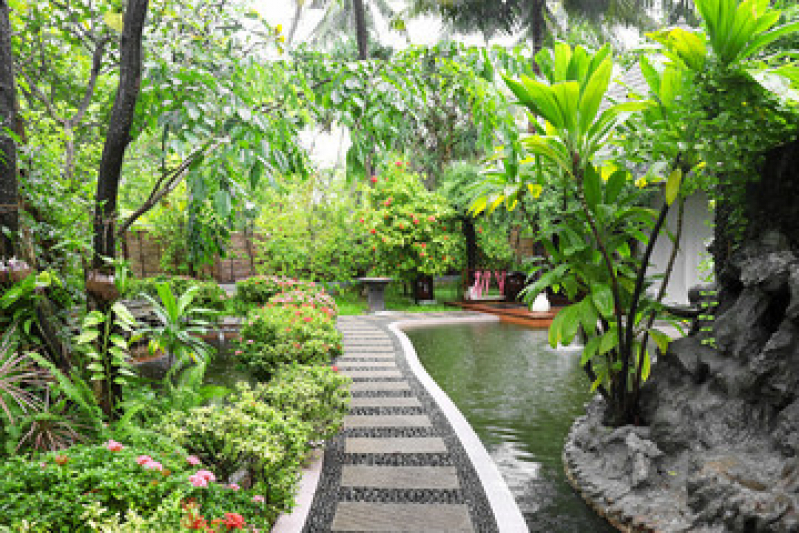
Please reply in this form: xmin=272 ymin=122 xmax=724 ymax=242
xmin=138 ymin=282 xmax=216 ymax=369
xmin=73 ymin=302 xmax=138 ymax=390
xmin=254 ymin=173 xmax=370 ymax=280
xmin=235 ymin=304 xmax=342 ymax=381
xmin=359 ymin=159 xmax=464 ymax=280
xmin=127 ymin=275 xmax=228 ymax=313
xmin=259 ymin=364 xmax=351 ymax=442
xmin=0 ymin=271 xmax=61 ymax=348
xmin=0 ymin=441 xmax=273 ymax=531
xmin=160 ymin=383 xmax=310 ymax=503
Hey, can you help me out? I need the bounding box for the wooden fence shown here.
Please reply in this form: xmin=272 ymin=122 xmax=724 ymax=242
xmin=123 ymin=228 xmax=537 ymax=283
xmin=122 ymin=229 xmax=264 ymax=282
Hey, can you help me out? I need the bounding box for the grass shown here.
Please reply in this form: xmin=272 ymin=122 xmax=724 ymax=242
xmin=334 ymin=279 xmax=464 ymax=315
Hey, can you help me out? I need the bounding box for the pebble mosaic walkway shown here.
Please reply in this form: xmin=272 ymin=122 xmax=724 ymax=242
xmin=301 ymin=313 xmax=503 ymax=532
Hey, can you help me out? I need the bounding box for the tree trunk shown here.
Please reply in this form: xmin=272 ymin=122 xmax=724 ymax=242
xmin=0 ymin=0 xmax=18 ymax=259
xmin=352 ymin=0 xmax=368 ymax=60
xmin=90 ymin=0 xmax=149 ymax=419
xmin=530 ymin=0 xmax=546 ymax=63
xmin=91 ymin=0 xmax=149 ymax=272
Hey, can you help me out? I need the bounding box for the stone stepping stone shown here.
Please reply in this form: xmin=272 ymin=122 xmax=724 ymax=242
xmin=340 ymin=370 xmax=403 ymax=379
xmin=349 ymin=381 xmax=411 ymax=392
xmin=331 ymin=502 xmax=473 ymax=532
xmin=337 ymin=361 xmax=397 ymax=369
xmin=345 ymin=437 xmax=448 ymax=454
xmin=340 ymin=465 xmax=460 ymax=490
xmin=344 ymin=347 xmax=395 ymax=354
xmin=349 ymin=397 xmax=421 ymax=409
xmin=343 ymin=414 xmax=432 ymax=428
xmin=338 ymin=354 xmax=397 ymax=361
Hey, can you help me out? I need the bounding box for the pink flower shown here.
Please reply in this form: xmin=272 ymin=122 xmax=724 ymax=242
xmin=143 ymin=460 xmax=163 ymax=471
xmin=252 ymin=495 xmax=265 ymax=504
xmin=428 ymin=215 xmax=435 ymax=222
xmin=303 ymin=316 xmax=312 ymax=322
xmin=189 ymin=473 xmax=208 ymax=488
xmin=395 ymin=161 xmax=403 ymax=167
xmin=247 ymin=339 xmax=254 ymax=344
xmin=136 ymin=455 xmax=153 ymax=465
xmin=227 ymin=483 xmax=241 ymax=491
xmin=186 ymin=455 xmax=201 ymax=466
xmin=234 ymin=350 xmax=243 ymax=355
xmin=331 ymin=365 xmax=339 ymax=372
xmin=370 ymin=176 xmax=378 ymax=183
xmin=105 ymin=439 xmax=124 ymax=452
xmin=195 ymin=469 xmax=216 ymax=482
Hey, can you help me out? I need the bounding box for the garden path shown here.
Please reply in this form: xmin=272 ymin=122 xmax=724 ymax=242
xmin=300 ymin=312 xmax=515 ymax=532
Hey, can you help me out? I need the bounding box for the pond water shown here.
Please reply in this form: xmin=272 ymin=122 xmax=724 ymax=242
xmin=405 ymin=322 xmax=615 ymax=533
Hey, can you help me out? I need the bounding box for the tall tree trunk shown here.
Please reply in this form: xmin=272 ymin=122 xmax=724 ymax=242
xmin=0 ymin=0 xmax=18 ymax=260
xmin=352 ymin=0 xmax=368 ymax=60
xmin=530 ymin=0 xmax=546 ymax=68
xmin=91 ymin=0 xmax=149 ymax=272
xmin=89 ymin=0 xmax=149 ymax=419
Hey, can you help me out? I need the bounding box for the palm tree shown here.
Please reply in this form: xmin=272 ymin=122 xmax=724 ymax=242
xmin=304 ymin=0 xmax=407 ymax=58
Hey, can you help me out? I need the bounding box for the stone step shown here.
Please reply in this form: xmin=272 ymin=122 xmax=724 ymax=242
xmin=331 ymin=502 xmax=473 ymax=532
xmin=343 ymin=414 xmax=432 ymax=428
xmin=345 ymin=437 xmax=448 ymax=454
xmin=343 ymin=347 xmax=395 ymax=354
xmin=337 ymin=361 xmax=397 ymax=369
xmin=349 ymin=397 xmax=422 ymax=408
xmin=340 ymin=465 xmax=460 ymax=490
xmin=338 ymin=354 xmax=397 ymax=361
xmin=349 ymin=381 xmax=411 ymax=392
xmin=340 ymin=370 xmax=403 ymax=379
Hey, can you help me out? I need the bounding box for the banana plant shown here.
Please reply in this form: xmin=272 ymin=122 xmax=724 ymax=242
xmin=139 ymin=282 xmax=216 ymax=373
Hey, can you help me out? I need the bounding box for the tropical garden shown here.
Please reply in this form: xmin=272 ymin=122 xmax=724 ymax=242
xmin=0 ymin=0 xmax=798 ymax=529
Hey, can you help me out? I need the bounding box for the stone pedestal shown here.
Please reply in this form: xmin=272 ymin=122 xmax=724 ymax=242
xmin=357 ymin=277 xmax=392 ymax=313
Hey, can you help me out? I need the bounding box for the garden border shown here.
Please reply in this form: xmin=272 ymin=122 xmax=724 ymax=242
xmin=389 ymin=315 xmax=529 ymax=533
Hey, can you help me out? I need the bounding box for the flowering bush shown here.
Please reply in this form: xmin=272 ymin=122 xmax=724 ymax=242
xmin=235 ymin=275 xmax=322 ymax=306
xmin=0 ymin=442 xmax=272 ymax=530
xmin=258 ymin=363 xmax=350 ymax=442
xmin=268 ymin=289 xmax=338 ymax=315
xmin=234 ymin=304 xmax=342 ymax=380
xmin=358 ymin=160 xmax=465 ymax=281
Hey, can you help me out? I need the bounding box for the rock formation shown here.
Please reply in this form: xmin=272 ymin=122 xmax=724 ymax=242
xmin=563 ymin=140 xmax=799 ymax=533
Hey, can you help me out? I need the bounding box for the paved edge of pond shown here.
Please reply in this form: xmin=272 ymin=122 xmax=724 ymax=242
xmin=298 ymin=311 xmax=529 ymax=533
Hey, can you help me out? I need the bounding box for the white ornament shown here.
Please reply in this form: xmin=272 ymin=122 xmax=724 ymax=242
xmin=531 ymin=293 xmax=551 ymax=313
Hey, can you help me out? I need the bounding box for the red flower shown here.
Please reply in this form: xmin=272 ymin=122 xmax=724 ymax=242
xmin=221 ymin=513 xmax=246 ymax=530
xmin=420 ymin=252 xmax=426 ymax=257
xmin=370 ymin=176 xmax=378 ymax=183
xmin=399 ymin=223 xmax=404 ymax=229
xmin=359 ymin=217 xmax=365 ymax=223
xmin=428 ymin=216 xmax=435 ymax=222
xmin=395 ymin=161 xmax=403 ymax=167
xmin=413 ymin=219 xmax=419 ymax=225
xmin=331 ymin=365 xmax=339 ymax=372
xmin=55 ymin=455 xmax=68 ymax=466
xmin=420 ymin=243 xmax=426 ymax=248
xmin=370 ymin=228 xmax=376 ymax=234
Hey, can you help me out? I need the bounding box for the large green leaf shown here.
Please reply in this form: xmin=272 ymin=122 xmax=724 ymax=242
xmin=578 ymin=58 xmax=612 ymax=133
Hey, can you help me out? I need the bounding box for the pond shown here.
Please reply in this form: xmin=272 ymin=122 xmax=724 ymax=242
xmin=405 ymin=321 xmax=615 ymax=532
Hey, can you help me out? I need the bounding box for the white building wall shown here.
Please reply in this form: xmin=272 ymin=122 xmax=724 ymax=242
xmin=648 ymin=191 xmax=714 ymax=305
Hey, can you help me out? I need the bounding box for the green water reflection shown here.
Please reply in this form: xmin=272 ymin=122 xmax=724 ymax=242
xmin=406 ymin=322 xmax=615 ymax=533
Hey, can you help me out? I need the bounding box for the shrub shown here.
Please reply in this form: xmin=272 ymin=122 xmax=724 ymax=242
xmin=127 ymin=275 xmax=228 ymax=312
xmin=260 ymin=364 xmax=350 ymax=442
xmin=160 ymin=383 xmax=312 ymax=510
xmin=0 ymin=441 xmax=272 ymax=531
xmin=234 ymin=305 xmax=342 ymax=380
xmin=269 ymin=289 xmax=338 ymax=315
xmin=235 ymin=275 xmax=322 ymax=306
